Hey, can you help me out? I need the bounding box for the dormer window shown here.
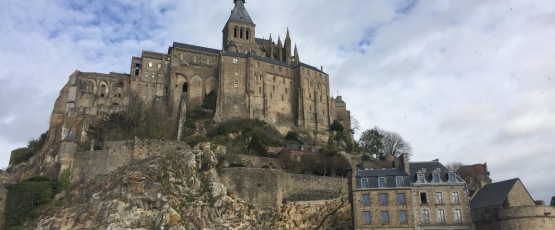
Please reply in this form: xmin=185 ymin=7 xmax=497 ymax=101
xmin=432 ymin=173 xmax=440 ymax=183
xmin=378 ymin=177 xmax=386 ymax=187
xmin=396 ymin=176 xmax=403 ymax=187
xmin=361 ymin=178 xmax=369 ymax=188
xmin=449 ymin=173 xmax=457 ymax=182
xmin=417 ymin=174 xmax=425 ymax=183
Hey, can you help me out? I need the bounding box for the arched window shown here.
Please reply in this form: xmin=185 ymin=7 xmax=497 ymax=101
xmin=116 ymin=82 xmax=123 ymax=97
xmin=240 ymin=28 xmax=243 ymax=39
xmin=246 ymin=29 xmax=250 ymax=40
xmin=234 ymin=28 xmax=237 ymax=38
xmin=182 ymin=83 xmax=188 ymax=93
xmin=100 ymin=85 xmax=106 ymax=97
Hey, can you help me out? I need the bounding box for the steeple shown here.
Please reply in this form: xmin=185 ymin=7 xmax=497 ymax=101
xmin=285 ymin=27 xmax=292 ymax=64
xmin=229 ymin=0 xmax=254 ymax=25
xmin=269 ymin=34 xmax=274 ymax=59
xmin=294 ymin=43 xmax=300 ymax=65
xmin=277 ymin=35 xmax=283 ymax=62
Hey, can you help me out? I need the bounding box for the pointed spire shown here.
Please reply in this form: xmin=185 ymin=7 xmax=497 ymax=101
xmin=277 ymin=36 xmax=283 ymax=61
xmin=229 ymin=0 xmax=254 ymax=25
xmin=286 ymin=27 xmax=290 ymax=38
xmin=294 ymin=43 xmax=300 ymax=65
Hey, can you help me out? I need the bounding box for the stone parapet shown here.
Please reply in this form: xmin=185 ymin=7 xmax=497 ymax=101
xmin=498 ymin=205 xmax=555 ymax=230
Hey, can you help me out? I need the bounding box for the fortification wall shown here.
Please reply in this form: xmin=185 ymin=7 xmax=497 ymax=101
xmin=0 ymin=185 xmax=6 ymax=229
xmin=498 ymin=206 xmax=555 ymax=230
xmin=70 ymin=139 xmax=192 ymax=183
xmin=227 ymin=154 xmax=280 ymax=169
xmin=221 ymin=167 xmax=348 ymax=209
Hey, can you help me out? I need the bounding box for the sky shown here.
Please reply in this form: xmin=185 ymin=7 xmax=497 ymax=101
xmin=1 ymin=0 xmax=554 ymax=202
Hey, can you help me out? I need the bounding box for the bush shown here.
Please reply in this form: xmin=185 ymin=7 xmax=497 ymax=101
xmin=4 ymin=178 xmax=60 ymax=228
xmin=9 ymin=148 xmax=33 ymax=166
xmin=246 ymin=135 xmax=268 ymax=157
xmin=201 ymin=89 xmax=217 ymax=111
xmin=362 ymin=155 xmax=371 ymax=162
xmin=330 ymin=120 xmax=344 ymax=132
xmin=285 ymin=131 xmax=301 ymax=144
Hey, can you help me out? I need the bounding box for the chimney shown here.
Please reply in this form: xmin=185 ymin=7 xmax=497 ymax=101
xmin=399 ymin=153 xmax=410 ymax=174
xmin=474 ymin=164 xmax=484 ymax=175
xmin=535 ymin=200 xmax=545 ymax=206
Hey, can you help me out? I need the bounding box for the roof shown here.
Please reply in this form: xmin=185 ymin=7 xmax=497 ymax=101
xmin=228 ymin=0 xmax=254 ymax=25
xmin=470 ymin=178 xmax=522 ymax=209
xmin=409 ymin=161 xmax=464 ymax=183
xmin=255 ymin=38 xmax=270 ymax=44
xmin=62 ymin=132 xmax=76 ymax=142
xmin=356 ymin=169 xmax=407 ymax=178
xmin=355 ymin=169 xmax=409 ymax=189
xmin=300 ymin=62 xmax=326 ymax=74
xmin=172 ymin=42 xmax=220 ymax=55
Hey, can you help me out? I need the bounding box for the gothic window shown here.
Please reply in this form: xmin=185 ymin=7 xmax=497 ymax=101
xmin=164 ymin=87 xmax=168 ymax=96
xmin=240 ymin=28 xmax=243 ymax=39
xmin=246 ymin=29 xmax=250 ymax=40
xmin=183 ymin=83 xmax=188 ymax=93
xmin=100 ymin=85 xmax=106 ymax=97
xmin=234 ymin=28 xmax=237 ymax=38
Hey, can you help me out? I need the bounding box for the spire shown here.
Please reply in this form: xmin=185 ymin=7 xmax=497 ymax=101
xmin=285 ymin=27 xmax=292 ymax=64
xmin=269 ymin=34 xmax=274 ymax=59
xmin=294 ymin=43 xmax=300 ymax=65
xmin=277 ymin=36 xmax=283 ymax=61
xmin=229 ymin=0 xmax=254 ymax=25
xmin=286 ymin=27 xmax=290 ymax=39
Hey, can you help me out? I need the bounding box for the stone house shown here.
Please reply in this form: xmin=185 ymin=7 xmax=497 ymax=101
xmin=457 ymin=163 xmax=492 ymax=195
xmin=349 ymin=154 xmax=473 ymax=230
xmin=48 ymin=0 xmax=352 ymax=145
xmin=470 ymin=178 xmax=555 ymax=230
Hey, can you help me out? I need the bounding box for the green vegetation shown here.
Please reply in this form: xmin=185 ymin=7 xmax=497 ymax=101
xmin=284 ymin=131 xmax=303 ymax=145
xmin=246 ymin=135 xmax=268 ymax=157
xmin=229 ymin=163 xmax=246 ymax=168
xmin=9 ymin=131 xmax=48 ymax=166
xmin=362 ymin=155 xmax=372 ymax=162
xmin=261 ymin=165 xmax=270 ymax=169
xmin=4 ymin=175 xmax=68 ymax=229
xmin=330 ymin=120 xmax=344 ymax=132
xmin=201 ymin=89 xmax=217 ymax=110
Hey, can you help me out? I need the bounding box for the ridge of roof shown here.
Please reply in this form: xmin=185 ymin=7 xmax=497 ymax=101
xmin=172 ymin=42 xmax=220 ymax=55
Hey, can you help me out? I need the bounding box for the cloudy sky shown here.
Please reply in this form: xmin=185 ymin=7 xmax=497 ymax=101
xmin=1 ymin=0 xmax=554 ymax=202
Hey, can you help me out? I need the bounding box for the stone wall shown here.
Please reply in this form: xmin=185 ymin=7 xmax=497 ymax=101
xmin=352 ymin=188 xmax=414 ymax=229
xmin=227 ymin=154 xmax=280 ymax=169
xmin=506 ymin=180 xmax=535 ymax=207
xmin=0 ymin=185 xmax=6 ymax=229
xmin=221 ymin=167 xmax=348 ymax=210
xmin=70 ymin=139 xmax=192 ymax=183
xmin=412 ymin=185 xmax=473 ymax=230
xmin=498 ymin=205 xmax=555 ymax=230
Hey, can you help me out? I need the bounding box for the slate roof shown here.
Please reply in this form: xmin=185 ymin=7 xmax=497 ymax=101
xmin=62 ymin=132 xmax=76 ymax=142
xmin=228 ymin=0 xmax=254 ymax=25
xmin=470 ymin=178 xmax=527 ymax=209
xmin=355 ymin=169 xmax=409 ymax=189
xmin=172 ymin=42 xmax=220 ymax=55
xmin=409 ymin=161 xmax=464 ymax=183
xmin=300 ymin=63 xmax=325 ymax=74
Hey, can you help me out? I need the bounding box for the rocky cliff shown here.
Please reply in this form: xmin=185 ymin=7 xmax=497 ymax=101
xmin=12 ymin=147 xmax=351 ymax=229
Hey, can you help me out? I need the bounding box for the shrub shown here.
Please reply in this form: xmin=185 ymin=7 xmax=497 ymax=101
xmin=284 ymin=131 xmax=300 ymax=143
xmin=362 ymin=155 xmax=371 ymax=162
xmin=246 ymin=135 xmax=268 ymax=157
xmin=4 ymin=178 xmax=60 ymax=228
xmin=201 ymin=89 xmax=217 ymax=111
xmin=330 ymin=120 xmax=344 ymax=132
xmin=9 ymin=148 xmax=33 ymax=166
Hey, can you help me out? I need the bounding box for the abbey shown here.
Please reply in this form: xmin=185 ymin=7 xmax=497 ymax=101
xmin=49 ymin=0 xmax=352 ymax=144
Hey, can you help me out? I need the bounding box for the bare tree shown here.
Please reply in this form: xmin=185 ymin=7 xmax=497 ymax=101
xmin=445 ymin=162 xmax=463 ymax=172
xmin=350 ymin=115 xmax=360 ymax=133
xmin=359 ymin=127 xmax=412 ymax=158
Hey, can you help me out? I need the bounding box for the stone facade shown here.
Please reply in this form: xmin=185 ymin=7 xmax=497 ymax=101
xmin=47 ymin=0 xmax=351 ymax=145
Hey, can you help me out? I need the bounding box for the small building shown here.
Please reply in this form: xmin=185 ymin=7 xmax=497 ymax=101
xmin=457 ymin=163 xmax=492 ymax=195
xmin=470 ymin=178 xmax=555 ymax=230
xmin=348 ymin=154 xmax=473 ymax=230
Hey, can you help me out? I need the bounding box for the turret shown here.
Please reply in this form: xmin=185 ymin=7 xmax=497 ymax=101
xmin=277 ymin=36 xmax=283 ymax=62
xmin=222 ymin=0 xmax=256 ymax=51
xmin=225 ymin=40 xmax=238 ymax=53
xmin=285 ymin=28 xmax=292 ymax=64
xmin=59 ymin=132 xmax=77 ymax=178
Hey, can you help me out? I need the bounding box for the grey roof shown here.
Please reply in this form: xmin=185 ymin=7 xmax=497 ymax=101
xmin=228 ymin=0 xmax=254 ymax=25
xmin=409 ymin=161 xmax=464 ymax=183
xmin=470 ymin=178 xmax=525 ymax=209
xmin=255 ymin=38 xmax=270 ymax=44
xmin=62 ymin=132 xmax=76 ymax=142
xmin=227 ymin=40 xmax=237 ymax=47
xmin=300 ymin=62 xmax=325 ymax=74
xmin=355 ymin=169 xmax=409 ymax=189
xmin=173 ymin=42 xmax=220 ymax=55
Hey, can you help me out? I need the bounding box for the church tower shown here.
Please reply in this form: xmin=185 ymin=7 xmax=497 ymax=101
xmin=222 ymin=0 xmax=256 ymax=53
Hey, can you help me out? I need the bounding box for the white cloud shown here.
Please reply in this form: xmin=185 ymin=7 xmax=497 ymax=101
xmin=0 ymin=0 xmax=554 ymax=203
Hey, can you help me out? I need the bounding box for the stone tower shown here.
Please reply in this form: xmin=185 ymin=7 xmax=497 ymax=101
xmin=222 ymin=0 xmax=256 ymax=53
xmin=59 ymin=132 xmax=77 ymax=178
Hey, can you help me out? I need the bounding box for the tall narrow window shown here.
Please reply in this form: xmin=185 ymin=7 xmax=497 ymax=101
xmin=454 ymin=209 xmax=462 ymax=222
xmin=378 ymin=177 xmax=386 ymax=187
xmin=182 ymin=83 xmax=188 ymax=93
xmin=452 ymin=192 xmax=460 ymax=203
xmin=420 ymin=192 xmax=427 ymax=204
xmin=285 ymin=88 xmax=288 ymax=93
xmin=398 ymin=193 xmax=406 ymax=205
xmin=273 ymin=85 xmax=275 ymax=91
xmin=279 ymin=67 xmax=282 ymax=72
xmin=380 ymin=193 xmax=387 ymax=205
xmin=158 ymin=63 xmax=161 ymax=69
xmin=149 ymin=62 xmax=152 ymax=67
xmin=362 ymin=194 xmax=370 ymax=206
xmin=235 ymin=69 xmax=238 ymax=76
xmin=435 ymin=192 xmax=443 ymax=204
xmin=396 ymin=177 xmax=404 ymax=187
xmin=400 ymin=210 xmax=408 ymax=224
xmin=309 ymin=93 xmax=311 ymax=99
xmin=418 ymin=174 xmax=425 ymax=183
xmin=145 ymin=71 xmax=148 ymax=78
xmin=145 ymin=85 xmax=148 ymax=95
xmin=100 ymin=85 xmax=106 ymax=97
xmin=235 ymin=81 xmax=238 ymax=88
xmin=438 ymin=209 xmax=446 ymax=223
xmin=234 ymin=28 xmax=237 ymax=37
xmin=381 ymin=211 xmax=389 ymax=224
xmin=240 ymin=28 xmax=243 ymax=39
xmin=281 ymin=95 xmax=283 ymax=101
xmin=433 ymin=173 xmax=440 ymax=183
xmin=152 ymin=72 xmax=155 ymax=78
xmin=361 ymin=178 xmax=369 ymax=188
xmin=259 ymin=87 xmax=261 ymax=93
xmin=207 ymin=58 xmax=210 ymax=65
xmin=164 ymin=87 xmax=168 ymax=96
xmin=449 ymin=173 xmax=457 ymax=182
xmin=286 ymin=69 xmax=289 ymax=74
xmin=422 ymin=209 xmax=430 ymax=223
xmin=194 ymin=56 xmax=197 ymax=63
xmin=246 ymin=29 xmax=250 ymax=40
xmin=181 ymin=54 xmax=184 ymax=60
xmin=363 ymin=211 xmax=371 ymax=224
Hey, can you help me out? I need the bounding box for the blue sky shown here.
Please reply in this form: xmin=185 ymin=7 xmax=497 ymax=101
xmin=1 ymin=0 xmax=555 ymax=203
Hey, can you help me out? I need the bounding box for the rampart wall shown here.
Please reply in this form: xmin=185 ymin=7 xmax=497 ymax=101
xmin=70 ymin=139 xmax=192 ymax=183
xmin=498 ymin=205 xmax=555 ymax=230
xmin=227 ymin=154 xmax=280 ymax=169
xmin=221 ymin=168 xmax=348 ymax=210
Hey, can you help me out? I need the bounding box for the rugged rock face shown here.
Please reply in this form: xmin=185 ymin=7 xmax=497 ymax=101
xmin=28 ymin=148 xmax=350 ymax=229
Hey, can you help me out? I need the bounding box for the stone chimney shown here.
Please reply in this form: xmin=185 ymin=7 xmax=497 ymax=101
xmin=474 ymin=164 xmax=484 ymax=175
xmin=399 ymin=153 xmax=410 ymax=174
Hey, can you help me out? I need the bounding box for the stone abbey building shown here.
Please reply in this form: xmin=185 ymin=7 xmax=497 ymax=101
xmin=49 ymin=0 xmax=352 ymax=143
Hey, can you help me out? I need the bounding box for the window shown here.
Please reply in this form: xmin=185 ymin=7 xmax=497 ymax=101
xmin=418 ymin=174 xmax=425 ymax=183
xmin=149 ymin=62 xmax=152 ymax=67
xmin=323 ymin=110 xmax=325 ymax=115
xmin=320 ymin=95 xmax=322 ymax=102
xmin=145 ymin=85 xmax=148 ymax=95
xmin=152 ymin=72 xmax=155 ymax=78
xmin=433 ymin=173 xmax=440 ymax=183
xmin=380 ymin=193 xmax=387 ymax=205
xmin=307 ymin=70 xmax=310 ymax=75
xmin=279 ymin=67 xmax=282 ymax=72
xmin=302 ymin=68 xmax=305 ymax=74
xmin=164 ymin=87 xmax=168 ymax=96
xmin=286 ymin=69 xmax=289 ymax=74
xmin=260 ymin=76 xmax=263 ymax=81
xmin=117 ymin=86 xmax=122 ymax=93
xmin=381 ymin=211 xmax=389 ymax=224
xmin=400 ymin=210 xmax=408 ymax=224
xmin=396 ymin=177 xmax=404 ymax=187
xmin=422 ymin=209 xmax=430 ymax=223
xmin=378 ymin=177 xmax=386 ymax=187
xmin=309 ymin=106 xmax=311 ymax=111
xmin=319 ymin=74 xmax=322 ymax=79
xmin=246 ymin=29 xmax=250 ymax=40
xmin=207 ymin=58 xmax=210 ymax=65
xmin=271 ymin=66 xmax=275 ymax=71
xmin=240 ymin=28 xmax=243 ymax=39
xmin=398 ymin=193 xmax=406 ymax=205
xmin=100 ymin=85 xmax=106 ymax=97
xmin=309 ymin=93 xmax=311 ymax=99
xmin=362 ymin=194 xmax=370 ymax=206
xmin=281 ymin=95 xmax=284 ymax=101
xmin=435 ymin=192 xmax=443 ymax=204
xmin=438 ymin=209 xmax=446 ymax=223
xmin=145 ymin=71 xmax=148 ymax=78
xmin=259 ymin=87 xmax=261 ymax=93
xmin=452 ymin=192 xmax=460 ymax=203
xmin=420 ymin=192 xmax=427 ymax=204
xmin=233 ymin=58 xmax=238 ymax=64
xmin=314 ymin=72 xmax=317 ymax=77
xmin=326 ymin=75 xmax=328 ymax=81
xmin=235 ymin=69 xmax=238 ymax=76
xmin=271 ymin=93 xmax=273 ymax=98
xmin=285 ymin=88 xmax=288 ymax=93
xmin=256 ymin=62 xmax=259 ymax=67
xmin=234 ymin=28 xmax=237 ymax=37
xmin=363 ymin=211 xmax=371 ymax=224
xmin=454 ymin=209 xmax=462 ymax=222
xmin=449 ymin=173 xmax=457 ymax=182
xmin=361 ymin=178 xmax=369 ymax=188
xmin=273 ymin=85 xmax=275 ymax=91
xmin=182 ymin=83 xmax=188 ymax=93
xmin=235 ymin=81 xmax=238 ymax=88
